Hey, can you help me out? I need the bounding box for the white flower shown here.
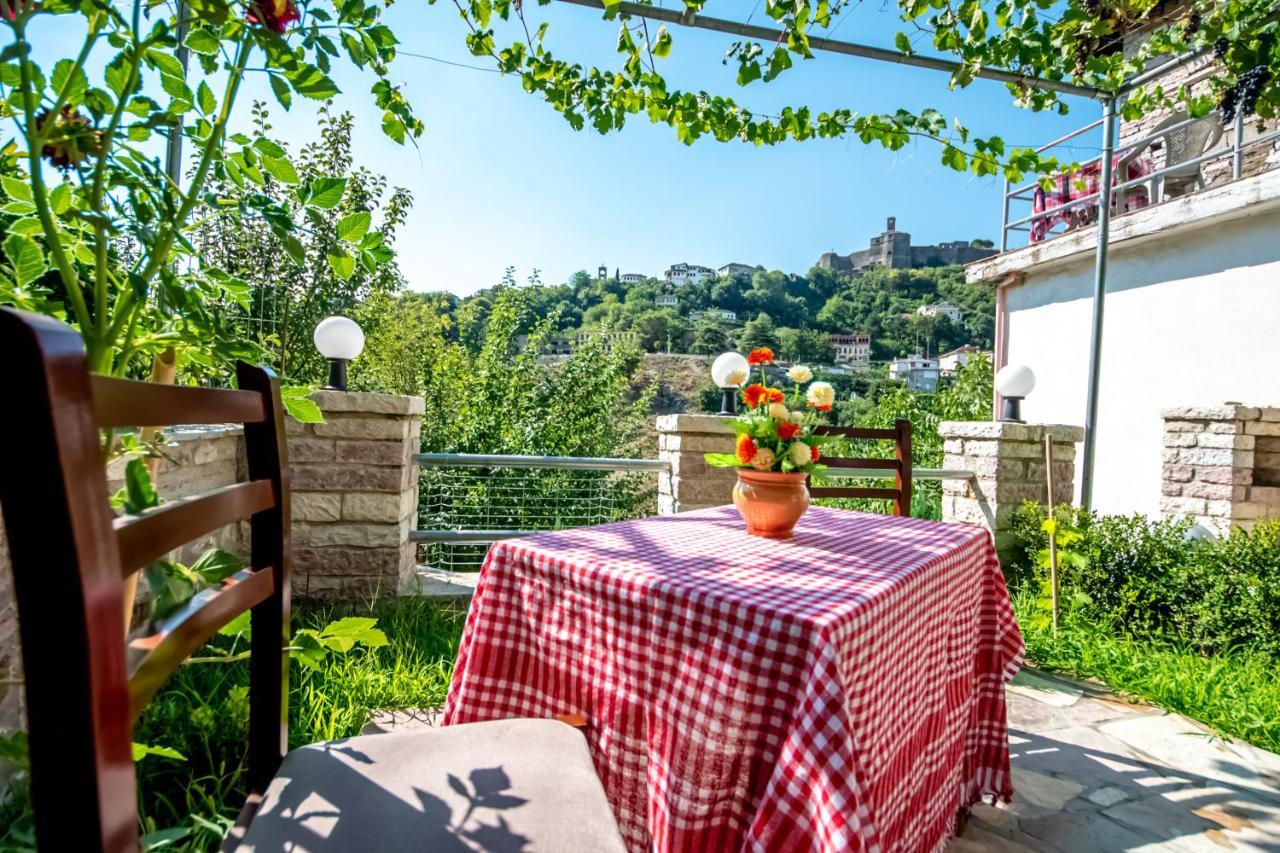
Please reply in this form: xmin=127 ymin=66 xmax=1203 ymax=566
xmin=767 ymin=402 xmax=790 ymax=420
xmin=750 ymin=447 xmax=777 ymax=471
xmin=787 ymin=365 xmax=813 ymax=383
xmin=788 ymin=441 xmax=811 ymax=468
xmin=791 ymin=410 xmax=806 ymax=422
xmin=807 ymin=381 xmax=835 ymax=409
xmin=724 ymin=367 xmax=748 ymax=387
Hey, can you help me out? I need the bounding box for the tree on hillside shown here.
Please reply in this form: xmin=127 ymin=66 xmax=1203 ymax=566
xmin=632 ymin=309 xmax=687 ymax=352
xmin=778 ymin=327 xmax=835 ymax=364
xmin=739 ymin=312 xmax=780 ymax=352
xmin=689 ymin=319 xmax=732 ymax=355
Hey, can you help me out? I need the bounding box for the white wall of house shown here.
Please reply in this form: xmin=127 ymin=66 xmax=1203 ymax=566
xmin=1002 ymin=205 xmax=1280 ymax=516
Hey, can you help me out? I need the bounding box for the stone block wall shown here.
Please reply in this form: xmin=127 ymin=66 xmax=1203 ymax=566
xmin=287 ymin=391 xmax=423 ymax=600
xmin=940 ymin=421 xmax=1083 ymax=560
xmin=656 ymin=414 xmax=737 ymax=514
xmin=1160 ymin=404 xmax=1280 ymax=534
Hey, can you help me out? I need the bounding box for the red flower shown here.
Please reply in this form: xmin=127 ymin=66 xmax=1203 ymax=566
xmin=247 ymin=0 xmax=299 ymax=32
xmin=811 ymin=445 xmax=821 ymax=462
xmin=735 ymin=434 xmax=757 ymax=465
xmin=747 ymin=347 xmax=774 ymax=366
xmin=36 ymin=107 xmax=102 ymax=170
xmin=778 ymin=422 xmax=802 ymax=441
xmin=742 ymin=384 xmax=769 ymax=409
xmin=807 ymin=402 xmax=833 ymax=412
xmin=767 ymin=388 xmax=784 ymax=404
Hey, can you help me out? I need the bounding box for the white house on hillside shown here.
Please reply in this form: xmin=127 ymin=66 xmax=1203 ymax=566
xmin=656 ymin=293 xmax=678 ymax=308
xmin=938 ymin=345 xmax=987 ymax=376
xmin=917 ymin=302 xmax=963 ymax=323
xmin=620 ymin=273 xmax=648 ymax=284
xmin=828 ymin=333 xmax=871 ymax=365
xmin=689 ymin=309 xmax=737 ymax=323
xmin=664 ymin=263 xmax=715 ymax=286
xmin=718 ymin=262 xmax=755 ymax=278
xmin=888 ymin=354 xmax=940 ymax=392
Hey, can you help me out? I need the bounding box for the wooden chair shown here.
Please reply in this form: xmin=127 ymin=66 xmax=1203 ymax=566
xmin=0 ymin=308 xmax=625 ymax=853
xmin=808 ymin=419 xmax=913 ymax=517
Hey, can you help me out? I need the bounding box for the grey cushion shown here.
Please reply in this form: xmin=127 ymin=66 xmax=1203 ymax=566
xmin=232 ymin=718 xmax=626 ymax=852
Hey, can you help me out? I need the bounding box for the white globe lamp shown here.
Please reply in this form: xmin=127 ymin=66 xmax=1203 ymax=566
xmin=314 ymin=316 xmax=365 ymax=391
xmin=710 ymin=351 xmax=750 ymax=416
xmin=995 ymin=363 xmax=1036 ymax=422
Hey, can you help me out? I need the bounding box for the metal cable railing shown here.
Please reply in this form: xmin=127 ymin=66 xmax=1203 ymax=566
xmin=412 ymin=453 xmax=669 ymax=572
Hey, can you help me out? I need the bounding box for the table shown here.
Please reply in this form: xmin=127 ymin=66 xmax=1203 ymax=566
xmin=1030 ymin=154 xmax=1153 ymax=242
xmin=443 ymin=506 xmax=1024 ymax=852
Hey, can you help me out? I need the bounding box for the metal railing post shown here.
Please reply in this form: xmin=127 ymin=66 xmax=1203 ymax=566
xmin=1233 ymin=110 xmax=1245 ymax=179
xmin=1000 ymin=178 xmax=1011 ymax=252
xmin=1080 ymin=98 xmax=1117 ymax=511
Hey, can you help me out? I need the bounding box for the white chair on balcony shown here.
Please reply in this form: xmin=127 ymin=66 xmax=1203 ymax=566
xmin=1119 ymin=112 xmax=1224 ymax=205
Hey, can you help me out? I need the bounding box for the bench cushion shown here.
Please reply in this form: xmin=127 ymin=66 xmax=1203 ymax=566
xmin=232 ymin=718 xmax=626 ymax=852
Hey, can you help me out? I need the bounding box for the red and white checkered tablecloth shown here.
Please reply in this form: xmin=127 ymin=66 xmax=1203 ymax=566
xmin=443 ymin=506 xmax=1024 ymax=852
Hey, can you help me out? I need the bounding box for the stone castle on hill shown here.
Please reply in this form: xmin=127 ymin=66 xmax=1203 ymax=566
xmin=818 ymin=217 xmax=997 ymax=273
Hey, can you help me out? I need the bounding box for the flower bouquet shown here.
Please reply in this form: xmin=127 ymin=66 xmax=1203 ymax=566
xmin=705 ymin=348 xmax=836 ymax=538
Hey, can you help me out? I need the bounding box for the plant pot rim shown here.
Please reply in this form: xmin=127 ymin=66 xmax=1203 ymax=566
xmin=735 ymin=469 xmax=809 ymax=484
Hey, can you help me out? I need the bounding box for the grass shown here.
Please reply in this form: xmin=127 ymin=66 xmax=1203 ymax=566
xmin=1 ymin=597 xmax=469 ymax=852
xmin=1014 ymin=590 xmax=1280 ymax=755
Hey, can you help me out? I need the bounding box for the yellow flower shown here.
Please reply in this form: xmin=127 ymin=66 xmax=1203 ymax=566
xmin=787 ymin=365 xmax=813 ymax=383
xmin=807 ymin=381 xmax=835 ymax=409
xmin=788 ymin=441 xmax=812 ymax=468
xmin=750 ymin=447 xmax=777 ymax=471
xmin=767 ymin=402 xmax=790 ymax=420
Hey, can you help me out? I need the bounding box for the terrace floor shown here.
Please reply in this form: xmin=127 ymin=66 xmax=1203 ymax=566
xmin=363 ymin=668 xmax=1280 ymax=852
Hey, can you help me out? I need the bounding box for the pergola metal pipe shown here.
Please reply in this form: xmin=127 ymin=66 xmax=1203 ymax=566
xmin=554 ymin=0 xmax=1254 ymax=509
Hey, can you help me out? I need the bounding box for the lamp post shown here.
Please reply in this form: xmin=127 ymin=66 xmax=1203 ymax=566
xmin=995 ymin=363 xmax=1035 ymax=423
xmin=313 ymin=316 xmax=365 ymax=392
xmin=710 ymin=351 xmax=749 ymax=416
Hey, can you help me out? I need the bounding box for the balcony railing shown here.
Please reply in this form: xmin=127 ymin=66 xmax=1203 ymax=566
xmin=1000 ymin=109 xmax=1280 ymax=251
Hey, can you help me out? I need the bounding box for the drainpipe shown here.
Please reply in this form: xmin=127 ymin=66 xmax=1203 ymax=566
xmin=1080 ymin=97 xmax=1117 ymax=511
xmin=992 ymin=271 xmax=1018 ymax=421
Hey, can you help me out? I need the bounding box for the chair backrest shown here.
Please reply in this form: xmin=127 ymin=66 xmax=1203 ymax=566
xmin=807 ymin=419 xmax=913 ymax=517
xmin=1164 ymin=114 xmax=1224 ymax=174
xmin=0 ymin=308 xmax=291 ymax=852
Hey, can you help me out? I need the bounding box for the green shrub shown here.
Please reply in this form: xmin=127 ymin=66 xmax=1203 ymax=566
xmin=1008 ymin=503 xmax=1280 ymax=659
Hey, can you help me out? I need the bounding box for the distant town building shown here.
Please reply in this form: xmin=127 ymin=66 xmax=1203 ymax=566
xmin=938 ymin=345 xmax=987 ymax=376
xmin=718 ymin=262 xmax=755 ymax=279
xmin=656 ymin=292 xmax=679 ymax=307
xmin=818 ymin=217 xmax=998 ymax=273
xmin=577 ymin=330 xmax=639 ymax=352
xmin=827 ymin=332 xmax=872 ymax=365
xmin=664 ymin=263 xmax=715 ymax=286
xmin=620 ymin=273 xmax=648 ymax=284
xmin=689 ymin=309 xmax=738 ymax=323
xmin=598 ymin=264 xmax=609 ymax=279
xmin=916 ymin=302 xmax=963 ymax=323
xmin=888 ymin=353 xmax=940 ymax=392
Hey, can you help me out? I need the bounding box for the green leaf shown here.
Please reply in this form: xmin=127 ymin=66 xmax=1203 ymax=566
xmin=281 ymin=387 xmax=324 ymax=423
xmin=0 ymin=200 xmax=36 ymax=216
xmin=188 ymin=548 xmax=243 ymax=584
xmin=1 ymin=175 xmax=32 ymax=203
xmin=895 ymin=32 xmax=914 ymax=54
xmin=51 ymin=59 xmax=88 ymax=105
xmin=287 ymin=63 xmax=340 ymax=100
xmin=2 ymin=234 xmax=46 ymax=288
xmin=7 ymin=217 xmax=43 ymax=236
xmin=132 ymin=743 xmax=187 ymax=762
xmin=305 ymin=177 xmax=347 ymax=209
xmin=0 ymin=732 xmax=29 ymax=770
xmin=122 ymin=457 xmax=160 ymax=513
xmin=268 ymin=73 xmax=293 ymax=109
xmin=48 ymin=183 xmax=72 ymax=215
xmin=253 ymin=138 xmax=288 ymax=159
xmin=652 ymin=25 xmax=672 ymax=58
xmin=281 ymin=233 xmax=305 ymax=267
xmin=196 ymin=80 xmax=216 ymax=115
xmin=326 ymin=248 xmax=356 ymax=281
xmin=262 ymin=155 xmax=300 ymax=184
xmin=218 ymin=611 xmax=252 ymax=637
xmin=318 ymin=616 xmax=387 ymax=652
xmin=704 ymin=452 xmax=740 ymax=468
xmin=336 ymin=211 xmax=371 ymax=242
xmin=184 ymin=28 xmax=221 ymax=55
xmin=290 ymin=629 xmax=328 ymax=669
xmin=141 ymin=826 xmax=193 ymax=850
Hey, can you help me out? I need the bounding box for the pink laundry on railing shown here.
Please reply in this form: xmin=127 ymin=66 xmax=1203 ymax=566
xmin=1030 ymin=154 xmax=1153 ymax=242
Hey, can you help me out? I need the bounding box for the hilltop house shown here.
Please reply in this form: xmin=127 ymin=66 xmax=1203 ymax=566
xmin=664 ymin=263 xmax=715 ymax=286
xmin=818 ymin=217 xmax=997 ymax=273
xmin=718 ymin=262 xmax=756 ymax=279
xmin=656 ymin=292 xmax=679 ymax=308
xmin=967 ymin=18 xmax=1280 ymax=529
xmin=620 ymin=273 xmax=648 ymax=284
xmin=828 ymin=333 xmax=872 ymax=365
xmin=689 ymin=309 xmax=738 ymax=323
xmin=917 ymin=302 xmax=963 ymax=323
xmin=888 ymin=354 xmax=940 ymax=393
xmin=938 ymin=345 xmax=987 ymax=376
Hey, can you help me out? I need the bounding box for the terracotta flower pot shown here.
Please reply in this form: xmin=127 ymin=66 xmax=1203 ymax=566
xmin=732 ymin=469 xmax=811 ymax=539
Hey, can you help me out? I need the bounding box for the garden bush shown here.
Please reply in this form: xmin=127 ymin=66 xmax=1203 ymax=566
xmin=1008 ymin=503 xmax=1280 ymax=659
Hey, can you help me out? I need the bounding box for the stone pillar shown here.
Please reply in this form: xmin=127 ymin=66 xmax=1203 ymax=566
xmin=1160 ymin=404 xmax=1280 ymax=534
xmin=287 ymin=391 xmax=423 ymax=600
xmin=940 ymin=421 xmax=1083 ymax=559
xmin=656 ymin=414 xmax=737 ymax=514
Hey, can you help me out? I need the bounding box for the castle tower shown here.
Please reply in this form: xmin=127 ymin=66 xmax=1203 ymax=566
xmin=887 ymin=216 xmax=896 ymax=232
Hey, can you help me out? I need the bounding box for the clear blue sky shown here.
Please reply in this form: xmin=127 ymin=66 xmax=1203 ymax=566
xmin=28 ymin=2 xmax=1105 ymax=295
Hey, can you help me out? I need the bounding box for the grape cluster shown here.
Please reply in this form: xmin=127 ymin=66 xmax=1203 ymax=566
xmin=1221 ymin=66 xmax=1272 ymax=122
xmin=1182 ymin=11 xmax=1202 ymax=38
xmin=1214 ymin=37 xmax=1230 ymax=60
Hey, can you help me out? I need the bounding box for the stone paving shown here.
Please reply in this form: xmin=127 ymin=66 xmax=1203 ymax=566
xmin=361 ymin=668 xmax=1280 ymax=851
xmin=951 ymin=669 xmax=1280 ymax=852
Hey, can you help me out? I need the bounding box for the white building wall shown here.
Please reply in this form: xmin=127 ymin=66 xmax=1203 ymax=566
xmin=1006 ymin=208 xmax=1280 ymax=517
